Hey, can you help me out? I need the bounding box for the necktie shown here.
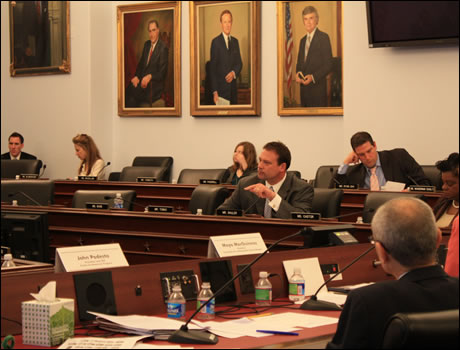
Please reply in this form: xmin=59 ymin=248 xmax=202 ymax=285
xmin=304 ymin=35 xmax=311 ymax=61
xmin=226 ymin=35 xmax=231 ymax=50
xmin=370 ymin=167 xmax=380 ymax=191
xmin=264 ymin=186 xmax=274 ymax=218
xmin=147 ymin=44 xmax=154 ymax=65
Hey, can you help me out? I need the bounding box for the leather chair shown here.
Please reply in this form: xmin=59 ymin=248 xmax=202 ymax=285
xmin=189 ymin=185 xmax=230 ymax=215
xmin=132 ymin=156 xmax=173 ymax=182
xmin=1 ymin=159 xmax=43 ymax=179
xmin=177 ymin=169 xmax=226 ymax=185
xmin=72 ymin=190 xmax=136 ymax=210
xmin=1 ymin=179 xmax=54 ymax=205
xmin=421 ymin=165 xmax=443 ymax=190
xmin=108 ymin=172 xmax=121 ymax=181
xmin=288 ymin=170 xmax=302 ymax=179
xmin=119 ymin=166 xmax=167 ymax=182
xmin=363 ymin=192 xmax=424 ymax=223
xmin=313 ymin=165 xmax=339 ymax=188
xmin=311 ymin=188 xmax=343 ymax=218
xmin=381 ymin=309 xmax=459 ymax=349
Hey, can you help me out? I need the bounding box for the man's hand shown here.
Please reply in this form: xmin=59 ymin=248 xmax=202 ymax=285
xmin=131 ymin=76 xmax=140 ymax=88
xmin=343 ymin=150 xmax=360 ymax=165
xmin=141 ymin=74 xmax=152 ymax=89
xmin=301 ymin=74 xmax=313 ymax=85
xmin=225 ymin=71 xmax=235 ymax=83
xmin=245 ymin=183 xmax=276 ymax=201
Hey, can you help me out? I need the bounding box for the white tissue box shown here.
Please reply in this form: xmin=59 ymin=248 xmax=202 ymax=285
xmin=22 ymin=298 xmax=74 ymax=346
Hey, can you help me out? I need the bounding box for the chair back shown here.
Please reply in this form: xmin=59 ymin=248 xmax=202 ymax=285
xmin=132 ymin=157 xmax=173 ymax=182
xmin=177 ymin=169 xmax=226 ymax=185
xmin=108 ymin=172 xmax=121 ymax=181
xmin=1 ymin=159 xmax=43 ymax=179
xmin=72 ymin=190 xmax=136 ymax=210
xmin=311 ymin=188 xmax=343 ymax=218
xmin=1 ymin=179 xmax=54 ymax=205
xmin=313 ymin=165 xmax=339 ymax=188
xmin=381 ymin=309 xmax=459 ymax=349
xmin=288 ymin=170 xmax=302 ymax=179
xmin=119 ymin=166 xmax=167 ymax=182
xmin=421 ymin=165 xmax=443 ymax=190
xmin=189 ymin=185 xmax=230 ymax=215
xmin=363 ymin=192 xmax=423 ymax=223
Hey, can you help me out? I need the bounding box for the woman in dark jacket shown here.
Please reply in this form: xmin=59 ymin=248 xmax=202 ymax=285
xmin=222 ymin=141 xmax=258 ymax=185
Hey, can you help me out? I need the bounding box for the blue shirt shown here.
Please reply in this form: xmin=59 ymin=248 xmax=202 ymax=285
xmin=338 ymin=154 xmax=387 ymax=189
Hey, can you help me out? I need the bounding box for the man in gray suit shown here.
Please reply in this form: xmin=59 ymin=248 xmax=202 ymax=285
xmin=218 ymin=141 xmax=313 ymax=219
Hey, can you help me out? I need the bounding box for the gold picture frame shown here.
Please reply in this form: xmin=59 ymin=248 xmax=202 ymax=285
xmin=117 ymin=1 xmax=181 ymax=117
xmin=9 ymin=1 xmax=70 ymax=77
xmin=190 ymin=1 xmax=261 ymax=116
xmin=277 ymin=1 xmax=343 ymax=116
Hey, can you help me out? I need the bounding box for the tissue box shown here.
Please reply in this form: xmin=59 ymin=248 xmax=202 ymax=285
xmin=22 ymin=298 xmax=74 ymax=347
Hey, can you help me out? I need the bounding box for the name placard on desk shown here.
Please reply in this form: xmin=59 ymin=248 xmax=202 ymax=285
xmin=200 ymin=179 xmax=220 ymax=184
xmin=207 ymin=233 xmax=267 ymax=258
xmin=409 ymin=185 xmax=436 ymax=192
xmin=335 ymin=184 xmax=359 ymax=189
xmin=55 ymin=243 xmax=129 ymax=272
xmin=20 ymin=174 xmax=39 ymax=179
xmin=147 ymin=205 xmax=174 ymax=213
xmin=137 ymin=177 xmax=156 ymax=183
xmin=78 ymin=175 xmax=97 ymax=181
xmin=291 ymin=212 xmax=321 ymax=220
xmin=216 ymin=209 xmax=243 ymax=216
xmin=85 ymin=202 xmax=109 ymax=210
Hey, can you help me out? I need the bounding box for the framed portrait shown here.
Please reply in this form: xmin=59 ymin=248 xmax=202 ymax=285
xmin=277 ymin=1 xmax=343 ymax=116
xmin=117 ymin=1 xmax=181 ymax=117
xmin=9 ymin=1 xmax=70 ymax=77
xmin=190 ymin=1 xmax=260 ymax=116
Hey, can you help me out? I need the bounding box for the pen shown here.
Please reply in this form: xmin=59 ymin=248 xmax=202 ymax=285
xmin=256 ymin=330 xmax=299 ymax=336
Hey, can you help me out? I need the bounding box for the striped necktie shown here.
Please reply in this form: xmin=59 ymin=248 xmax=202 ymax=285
xmin=264 ymin=186 xmax=274 ymax=218
xmin=370 ymin=167 xmax=380 ymax=191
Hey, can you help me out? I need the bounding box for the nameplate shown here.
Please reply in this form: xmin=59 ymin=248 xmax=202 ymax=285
xmin=78 ymin=175 xmax=97 ymax=181
xmin=20 ymin=174 xmax=38 ymax=179
xmin=207 ymin=233 xmax=267 ymax=258
xmin=147 ymin=205 xmax=174 ymax=213
xmin=335 ymin=184 xmax=359 ymax=189
xmin=85 ymin=202 xmax=109 ymax=210
xmin=200 ymin=179 xmax=220 ymax=184
xmin=137 ymin=177 xmax=156 ymax=182
xmin=216 ymin=209 xmax=243 ymax=217
xmin=291 ymin=212 xmax=321 ymax=220
xmin=408 ymin=185 xmax=436 ymax=192
xmin=54 ymin=243 xmax=129 ymax=273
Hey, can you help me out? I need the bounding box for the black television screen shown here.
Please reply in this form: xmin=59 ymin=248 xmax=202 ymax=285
xmin=1 ymin=211 xmax=49 ymax=263
xmin=366 ymin=1 xmax=459 ymax=47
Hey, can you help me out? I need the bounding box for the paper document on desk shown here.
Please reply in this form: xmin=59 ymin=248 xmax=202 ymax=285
xmin=58 ymin=335 xmax=148 ymax=349
xmin=381 ymin=181 xmax=405 ymax=191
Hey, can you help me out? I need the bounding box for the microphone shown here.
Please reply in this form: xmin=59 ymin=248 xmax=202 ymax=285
xmin=243 ymin=195 xmax=261 ymax=216
xmin=8 ymin=191 xmax=42 ymax=206
xmin=103 ymin=195 xmax=146 ymax=211
xmin=300 ymin=244 xmax=376 ymax=311
xmin=408 ymin=175 xmax=420 ymax=186
xmin=330 ymin=167 xmax=341 ymax=187
xmin=100 ymin=161 xmax=111 ymax=176
xmin=39 ymin=164 xmax=47 ymax=178
xmin=168 ymin=227 xmax=310 ymax=345
xmin=322 ymin=208 xmax=375 ymax=221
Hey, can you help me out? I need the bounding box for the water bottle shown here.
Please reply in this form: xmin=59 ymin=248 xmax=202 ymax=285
xmin=255 ymin=271 xmax=272 ymax=306
xmin=356 ymin=216 xmax=364 ymax=224
xmin=289 ymin=267 xmax=305 ymax=301
xmin=12 ymin=200 xmax=18 ymax=206
xmin=167 ymin=284 xmax=186 ymax=320
xmin=2 ymin=254 xmax=16 ymax=268
xmin=113 ymin=193 xmax=124 ymax=209
xmin=196 ymin=282 xmax=215 ymax=320
xmin=196 ymin=208 xmax=203 ymax=216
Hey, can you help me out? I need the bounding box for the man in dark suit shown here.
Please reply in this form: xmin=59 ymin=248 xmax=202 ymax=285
xmin=217 ymin=141 xmax=313 ymax=219
xmin=327 ymin=197 xmax=459 ymax=348
xmin=333 ymin=131 xmax=430 ymax=189
xmin=209 ymin=10 xmax=243 ymax=105
xmin=1 ymin=132 xmax=36 ymax=160
xmin=125 ymin=20 xmax=168 ymax=107
xmin=295 ymin=6 xmax=332 ymax=107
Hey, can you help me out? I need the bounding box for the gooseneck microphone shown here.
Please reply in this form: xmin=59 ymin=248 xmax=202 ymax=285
xmin=168 ymin=227 xmax=310 ymax=345
xmin=408 ymin=175 xmax=420 ymax=186
xmin=300 ymin=244 xmax=376 ymax=311
xmin=330 ymin=167 xmax=342 ymax=187
xmin=100 ymin=161 xmax=111 ymax=176
xmin=39 ymin=164 xmax=47 ymax=178
xmin=8 ymin=192 xmax=42 ymax=206
xmin=243 ymin=195 xmax=261 ymax=216
xmin=103 ymin=195 xmax=146 ymax=211
xmin=323 ymin=208 xmax=375 ymax=221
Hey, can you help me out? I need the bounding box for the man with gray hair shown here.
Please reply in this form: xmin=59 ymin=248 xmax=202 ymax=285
xmin=327 ymin=197 xmax=459 ymax=349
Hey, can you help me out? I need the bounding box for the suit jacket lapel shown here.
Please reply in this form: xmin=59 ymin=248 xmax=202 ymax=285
xmin=277 ymin=173 xmax=293 ymax=201
xmin=254 ymin=178 xmax=266 ymax=214
xmin=379 ymin=151 xmax=393 ymax=182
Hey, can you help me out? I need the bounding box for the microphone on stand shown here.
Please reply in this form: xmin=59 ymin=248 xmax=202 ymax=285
xmin=330 ymin=167 xmax=342 ymax=187
xmin=39 ymin=164 xmax=47 ymax=178
xmin=408 ymin=175 xmax=420 ymax=186
xmin=103 ymin=195 xmax=146 ymax=211
xmin=100 ymin=161 xmax=111 ymax=177
xmin=243 ymin=195 xmax=262 ymax=216
xmin=322 ymin=208 xmax=375 ymax=221
xmin=8 ymin=192 xmax=42 ymax=206
xmin=168 ymin=227 xmax=311 ymax=345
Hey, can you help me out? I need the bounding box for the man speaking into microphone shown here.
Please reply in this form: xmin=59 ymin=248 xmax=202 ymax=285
xmin=217 ymin=141 xmax=313 ymax=219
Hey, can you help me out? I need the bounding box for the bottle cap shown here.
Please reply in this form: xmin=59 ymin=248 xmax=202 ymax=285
xmin=202 ymin=282 xmax=211 ymax=288
xmin=294 ymin=267 xmax=301 ymax=274
xmin=4 ymin=253 xmax=13 ymax=260
xmin=172 ymin=284 xmax=182 ymax=292
xmin=15 ymin=175 xmax=20 ymax=180
xmin=197 ymin=208 xmax=203 ymax=214
xmin=12 ymin=200 xmax=18 ymax=206
xmin=116 ymin=193 xmax=122 ymax=198
xmin=259 ymin=271 xmax=268 ymax=278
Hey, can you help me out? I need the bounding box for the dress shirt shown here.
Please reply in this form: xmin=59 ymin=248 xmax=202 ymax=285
xmin=265 ymin=174 xmax=287 ymax=213
xmin=338 ymin=155 xmax=387 ymax=189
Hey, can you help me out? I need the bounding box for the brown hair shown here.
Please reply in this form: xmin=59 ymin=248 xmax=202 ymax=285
xmin=220 ymin=9 xmax=233 ymax=22
xmin=263 ymin=141 xmax=291 ymax=170
xmin=72 ymin=134 xmax=102 ymax=175
xmin=232 ymin=141 xmax=257 ymax=172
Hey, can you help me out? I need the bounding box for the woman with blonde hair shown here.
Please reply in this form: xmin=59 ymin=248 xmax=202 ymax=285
xmin=222 ymin=141 xmax=258 ymax=184
xmin=72 ymin=134 xmax=106 ymax=179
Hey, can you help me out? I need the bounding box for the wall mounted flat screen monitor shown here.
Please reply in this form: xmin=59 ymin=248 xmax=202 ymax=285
xmin=366 ymin=1 xmax=459 ymax=47
xmin=1 ymin=211 xmax=49 ymax=263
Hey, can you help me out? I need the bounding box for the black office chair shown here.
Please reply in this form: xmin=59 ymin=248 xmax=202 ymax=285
xmin=1 ymin=159 xmax=43 ymax=179
xmin=119 ymin=166 xmax=167 ymax=182
xmin=363 ymin=192 xmax=424 ymax=223
xmin=1 ymin=179 xmax=54 ymax=205
xmin=313 ymin=165 xmax=339 ymax=188
xmin=288 ymin=170 xmax=302 ymax=179
xmin=311 ymin=188 xmax=343 ymax=218
xmin=177 ymin=169 xmax=226 ymax=185
xmin=381 ymin=309 xmax=459 ymax=349
xmin=421 ymin=165 xmax=443 ymax=190
xmin=189 ymin=185 xmax=230 ymax=215
xmin=108 ymin=172 xmax=121 ymax=181
xmin=132 ymin=156 xmax=173 ymax=182
xmin=72 ymin=190 xmax=136 ymax=210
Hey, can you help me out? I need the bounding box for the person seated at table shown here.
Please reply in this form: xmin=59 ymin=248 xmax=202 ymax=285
xmin=222 ymin=141 xmax=258 ymax=185
xmin=432 ymin=152 xmax=459 ymax=229
xmin=333 ymin=131 xmax=430 ymax=190
xmin=1 ymin=132 xmax=37 ymax=160
xmin=327 ymin=197 xmax=459 ymax=349
xmin=72 ymin=134 xmax=106 ymax=180
xmin=217 ymin=141 xmax=313 ymax=219
xmin=445 ymin=216 xmax=459 ymax=277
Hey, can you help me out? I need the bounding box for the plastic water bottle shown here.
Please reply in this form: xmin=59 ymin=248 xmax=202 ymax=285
xmin=196 ymin=282 xmax=215 ymax=320
xmin=12 ymin=200 xmax=18 ymax=206
xmin=255 ymin=271 xmax=272 ymax=306
xmin=2 ymin=254 xmax=16 ymax=268
xmin=113 ymin=193 xmax=124 ymax=209
xmin=289 ymin=267 xmax=305 ymax=301
xmin=196 ymin=208 xmax=203 ymax=216
xmin=167 ymin=284 xmax=186 ymax=320
xmin=356 ymin=216 xmax=364 ymax=224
